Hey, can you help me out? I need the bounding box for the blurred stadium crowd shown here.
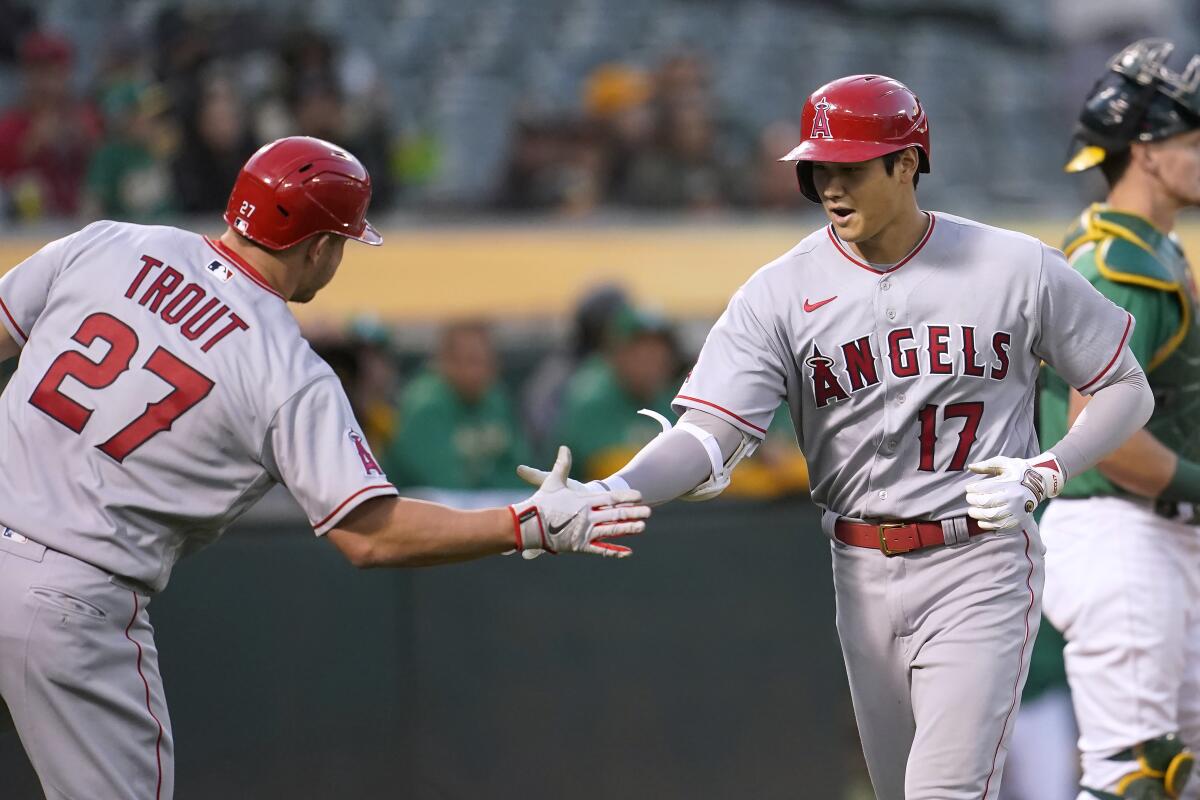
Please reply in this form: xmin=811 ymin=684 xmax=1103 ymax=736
xmin=0 ymin=0 xmax=1197 ymax=223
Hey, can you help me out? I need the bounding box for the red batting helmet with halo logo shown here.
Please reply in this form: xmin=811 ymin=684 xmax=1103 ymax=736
xmin=780 ymin=74 xmax=931 ymax=203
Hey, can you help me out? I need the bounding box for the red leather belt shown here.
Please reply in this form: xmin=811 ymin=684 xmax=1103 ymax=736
xmin=834 ymin=517 xmax=985 ymax=556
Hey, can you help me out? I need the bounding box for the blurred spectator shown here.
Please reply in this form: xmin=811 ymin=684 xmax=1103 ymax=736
xmin=0 ymin=32 xmax=102 ymax=219
xmin=655 ymin=52 xmax=709 ymax=108
xmin=616 ymin=52 xmax=745 ymax=210
xmin=0 ymin=1 xmax=36 ymax=65
xmin=307 ymin=316 xmax=400 ymax=454
xmin=84 ymin=82 xmax=176 ymax=220
xmin=347 ymin=317 xmax=401 ymax=454
xmin=172 ymin=73 xmax=257 ymax=214
xmin=583 ymin=63 xmax=656 ymax=200
xmin=278 ymin=28 xmax=338 ymax=109
xmin=619 ymin=93 xmax=733 ymax=210
xmin=384 ymin=321 xmax=529 ymax=490
xmin=553 ymin=306 xmax=680 ymax=480
xmin=522 ymin=284 xmax=630 ymax=453
xmin=497 ymin=117 xmax=607 ymax=214
xmin=751 ymin=121 xmax=805 ymax=210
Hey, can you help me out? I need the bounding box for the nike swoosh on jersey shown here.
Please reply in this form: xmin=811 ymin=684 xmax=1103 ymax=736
xmin=803 ymin=296 xmax=838 ymax=312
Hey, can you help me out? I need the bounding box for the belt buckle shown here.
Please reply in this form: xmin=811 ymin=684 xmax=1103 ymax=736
xmin=877 ymin=523 xmax=906 ymax=557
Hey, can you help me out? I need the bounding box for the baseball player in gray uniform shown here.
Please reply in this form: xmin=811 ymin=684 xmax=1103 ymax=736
xmin=520 ymin=75 xmax=1155 ymax=798
xmin=0 ymin=136 xmax=650 ymax=800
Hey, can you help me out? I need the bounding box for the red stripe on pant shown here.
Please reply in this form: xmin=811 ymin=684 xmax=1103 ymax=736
xmin=124 ymin=591 xmax=164 ymax=800
xmin=980 ymin=530 xmax=1036 ymax=799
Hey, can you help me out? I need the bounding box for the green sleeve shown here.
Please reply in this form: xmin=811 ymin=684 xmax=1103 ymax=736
xmin=384 ymin=383 xmax=466 ymax=489
xmin=1091 ymin=278 xmax=1182 ymax=368
xmin=553 ymin=395 xmax=607 ymax=471
xmin=489 ymin=393 xmax=533 ymax=489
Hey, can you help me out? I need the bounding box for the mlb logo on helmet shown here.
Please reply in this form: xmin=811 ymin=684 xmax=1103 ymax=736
xmin=810 ymin=97 xmax=833 ymax=140
xmin=347 ymin=428 xmax=383 ymax=476
xmin=234 ymin=217 xmax=249 ymax=234
xmin=205 ymin=260 xmax=234 ymax=283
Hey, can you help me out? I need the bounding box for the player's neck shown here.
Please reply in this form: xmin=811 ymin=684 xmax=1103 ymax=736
xmin=848 ymin=206 xmax=930 ymax=266
xmin=1107 ymin=176 xmax=1180 ymax=235
xmin=217 ymin=230 xmax=296 ymax=300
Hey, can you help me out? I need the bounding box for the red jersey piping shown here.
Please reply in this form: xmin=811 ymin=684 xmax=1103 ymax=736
xmin=827 ymin=213 xmax=936 ymax=275
xmin=0 ymin=295 xmax=26 ymax=341
xmin=674 ymin=395 xmax=768 ymax=434
xmin=203 ymin=237 xmax=286 ymax=300
xmin=313 ymin=484 xmax=397 ymax=530
xmin=1077 ymin=312 xmax=1133 ymax=393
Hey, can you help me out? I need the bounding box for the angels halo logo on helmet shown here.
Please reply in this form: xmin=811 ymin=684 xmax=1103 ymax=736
xmin=780 ymin=74 xmax=932 ymax=203
xmin=810 ymin=97 xmax=834 ymax=140
xmin=224 ymin=136 xmax=384 ymax=250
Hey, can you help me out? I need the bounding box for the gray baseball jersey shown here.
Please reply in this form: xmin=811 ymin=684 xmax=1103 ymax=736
xmin=673 ymin=212 xmax=1132 ymax=520
xmin=0 ymin=220 xmax=397 ymax=592
xmin=672 ymin=211 xmax=1132 ymax=798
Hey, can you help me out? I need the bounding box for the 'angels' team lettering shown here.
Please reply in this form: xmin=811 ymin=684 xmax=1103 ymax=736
xmin=806 ymin=323 xmax=1012 ymax=408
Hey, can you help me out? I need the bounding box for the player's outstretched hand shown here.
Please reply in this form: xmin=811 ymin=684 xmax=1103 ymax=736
xmin=509 ymin=446 xmax=650 ymax=558
xmin=964 ymin=453 xmax=1063 ymax=530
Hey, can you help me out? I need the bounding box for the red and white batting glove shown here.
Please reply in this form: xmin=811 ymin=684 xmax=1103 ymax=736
xmin=964 ymin=452 xmax=1064 ymax=530
xmin=509 ymin=446 xmax=650 ymax=558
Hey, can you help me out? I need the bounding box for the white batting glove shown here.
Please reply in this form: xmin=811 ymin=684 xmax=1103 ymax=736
xmin=509 ymin=446 xmax=650 ymax=558
xmin=964 ymin=453 xmax=1064 ymax=530
xmin=511 ymin=461 xmax=605 ymax=559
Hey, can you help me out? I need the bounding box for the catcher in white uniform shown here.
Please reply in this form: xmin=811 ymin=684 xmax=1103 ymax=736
xmin=1041 ymin=39 xmax=1200 ymax=800
xmin=0 ymin=136 xmax=650 ymax=800
xmin=519 ymin=75 xmax=1155 ymax=798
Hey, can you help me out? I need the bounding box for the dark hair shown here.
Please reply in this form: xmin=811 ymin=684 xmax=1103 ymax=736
xmin=1099 ymin=147 xmax=1132 ymax=188
xmin=881 ymin=150 xmax=920 ymax=189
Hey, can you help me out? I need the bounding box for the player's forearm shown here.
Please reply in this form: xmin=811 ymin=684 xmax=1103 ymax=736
xmin=601 ymin=410 xmax=746 ymax=505
xmin=329 ymin=497 xmax=514 ymax=568
xmin=1070 ymin=383 xmax=1200 ymax=499
xmin=1052 ymin=349 xmax=1154 ymax=481
xmin=602 ymin=428 xmax=713 ymax=505
xmin=1092 ymin=426 xmax=1176 ymax=497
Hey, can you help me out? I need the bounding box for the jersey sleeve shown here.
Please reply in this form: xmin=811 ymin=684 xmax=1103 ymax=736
xmin=1034 ymin=243 xmax=1135 ymax=395
xmin=672 ymin=287 xmax=788 ymax=438
xmin=261 ymin=376 xmax=399 ymax=535
xmin=0 ymin=228 xmax=81 ymax=345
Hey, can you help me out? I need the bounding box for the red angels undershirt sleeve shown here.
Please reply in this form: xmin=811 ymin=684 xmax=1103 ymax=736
xmin=0 ymin=227 xmax=83 ymax=345
xmin=261 ymin=376 xmax=399 ymax=535
xmin=672 ymin=286 xmax=788 ymax=438
xmin=1033 ymin=242 xmax=1135 ymax=395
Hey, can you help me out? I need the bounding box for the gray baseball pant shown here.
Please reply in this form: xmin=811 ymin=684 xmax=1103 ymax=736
xmin=831 ymin=526 xmax=1044 ymax=799
xmin=0 ymin=530 xmax=173 ymax=799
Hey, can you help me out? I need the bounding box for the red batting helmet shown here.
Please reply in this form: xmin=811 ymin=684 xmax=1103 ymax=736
xmin=779 ymin=74 xmax=931 ymax=203
xmin=225 ymin=136 xmax=383 ymax=250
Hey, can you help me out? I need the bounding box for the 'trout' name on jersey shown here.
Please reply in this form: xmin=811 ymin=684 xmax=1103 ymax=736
xmin=807 ymin=323 xmax=1012 ymax=408
xmin=123 ymin=254 xmax=250 ymax=353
